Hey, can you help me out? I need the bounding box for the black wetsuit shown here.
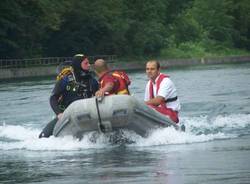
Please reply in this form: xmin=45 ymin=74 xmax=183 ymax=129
xmin=50 ymin=72 xmax=98 ymax=115
xmin=39 ymin=71 xmax=99 ymax=138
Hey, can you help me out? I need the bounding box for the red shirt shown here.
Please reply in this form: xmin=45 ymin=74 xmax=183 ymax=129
xmin=99 ymin=71 xmax=119 ymax=95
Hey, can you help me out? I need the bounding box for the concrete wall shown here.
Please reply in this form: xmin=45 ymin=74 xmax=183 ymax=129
xmin=1 ymin=56 xmax=250 ymax=80
xmin=0 ymin=66 xmax=57 ymax=80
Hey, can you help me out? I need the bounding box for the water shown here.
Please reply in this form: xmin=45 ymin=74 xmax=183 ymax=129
xmin=1 ymin=63 xmax=250 ymax=184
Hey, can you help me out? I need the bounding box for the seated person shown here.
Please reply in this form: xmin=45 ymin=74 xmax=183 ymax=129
xmin=94 ymin=59 xmax=130 ymax=97
xmin=39 ymin=54 xmax=99 ymax=138
xmin=144 ymin=60 xmax=180 ymax=123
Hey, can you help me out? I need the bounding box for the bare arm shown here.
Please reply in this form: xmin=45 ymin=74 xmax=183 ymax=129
xmin=146 ymin=96 xmax=165 ymax=106
xmin=95 ymin=82 xmax=114 ymax=97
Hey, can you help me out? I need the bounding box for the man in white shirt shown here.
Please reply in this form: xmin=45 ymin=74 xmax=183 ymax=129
xmin=144 ymin=60 xmax=180 ymax=123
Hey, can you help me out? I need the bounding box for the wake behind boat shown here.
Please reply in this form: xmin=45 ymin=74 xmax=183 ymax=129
xmin=52 ymin=95 xmax=180 ymax=139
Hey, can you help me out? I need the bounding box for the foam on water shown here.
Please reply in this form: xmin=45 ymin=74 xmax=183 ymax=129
xmin=0 ymin=125 xmax=111 ymax=151
xmin=1 ymin=114 xmax=249 ymax=151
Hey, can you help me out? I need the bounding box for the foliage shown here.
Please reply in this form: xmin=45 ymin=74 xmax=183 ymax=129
xmin=0 ymin=0 xmax=250 ymax=59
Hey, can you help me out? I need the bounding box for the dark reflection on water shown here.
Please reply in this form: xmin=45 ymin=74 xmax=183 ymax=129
xmin=0 ymin=147 xmax=180 ymax=184
xmin=1 ymin=136 xmax=250 ymax=184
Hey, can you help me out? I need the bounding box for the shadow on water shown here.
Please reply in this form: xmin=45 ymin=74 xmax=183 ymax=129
xmin=0 ymin=146 xmax=171 ymax=183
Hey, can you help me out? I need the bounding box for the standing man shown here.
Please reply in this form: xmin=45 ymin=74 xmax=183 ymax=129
xmin=39 ymin=53 xmax=99 ymax=138
xmin=144 ymin=60 xmax=180 ymax=123
xmin=94 ymin=59 xmax=130 ymax=97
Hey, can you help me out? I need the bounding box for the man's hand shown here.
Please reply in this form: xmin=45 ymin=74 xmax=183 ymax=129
xmin=95 ymin=89 xmax=105 ymax=97
xmin=146 ymin=96 xmax=165 ymax=106
xmin=95 ymin=82 xmax=114 ymax=97
xmin=57 ymin=113 xmax=63 ymax=120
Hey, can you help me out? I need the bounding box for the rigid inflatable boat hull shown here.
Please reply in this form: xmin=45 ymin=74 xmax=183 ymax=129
xmin=53 ymin=95 xmax=178 ymax=139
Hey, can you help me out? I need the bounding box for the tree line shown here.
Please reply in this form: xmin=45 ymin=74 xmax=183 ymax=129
xmin=0 ymin=0 xmax=249 ymax=59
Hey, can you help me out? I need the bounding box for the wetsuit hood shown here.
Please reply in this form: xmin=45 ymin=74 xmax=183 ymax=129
xmin=72 ymin=54 xmax=90 ymax=82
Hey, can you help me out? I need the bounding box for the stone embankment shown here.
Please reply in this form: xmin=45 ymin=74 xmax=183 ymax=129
xmin=0 ymin=55 xmax=250 ymax=80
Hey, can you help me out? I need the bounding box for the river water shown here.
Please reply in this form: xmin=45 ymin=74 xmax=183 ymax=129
xmin=1 ymin=63 xmax=250 ymax=184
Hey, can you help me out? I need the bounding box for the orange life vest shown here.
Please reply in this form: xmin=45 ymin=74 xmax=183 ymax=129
xmin=100 ymin=70 xmax=131 ymax=95
xmin=111 ymin=70 xmax=131 ymax=95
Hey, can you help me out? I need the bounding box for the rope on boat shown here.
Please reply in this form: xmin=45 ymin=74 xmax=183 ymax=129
xmin=95 ymin=97 xmax=105 ymax=133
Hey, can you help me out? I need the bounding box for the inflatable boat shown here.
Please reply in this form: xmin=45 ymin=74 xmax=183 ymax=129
xmin=52 ymin=95 xmax=179 ymax=139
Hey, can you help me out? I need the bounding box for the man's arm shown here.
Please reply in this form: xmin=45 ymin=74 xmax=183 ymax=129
xmin=146 ymin=96 xmax=165 ymax=106
xmin=50 ymin=80 xmax=64 ymax=115
xmin=95 ymin=82 xmax=114 ymax=97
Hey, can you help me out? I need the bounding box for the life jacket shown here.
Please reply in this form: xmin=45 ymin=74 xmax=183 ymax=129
xmin=100 ymin=70 xmax=131 ymax=95
xmin=111 ymin=70 xmax=131 ymax=95
xmin=149 ymin=73 xmax=168 ymax=99
xmin=149 ymin=73 xmax=178 ymax=103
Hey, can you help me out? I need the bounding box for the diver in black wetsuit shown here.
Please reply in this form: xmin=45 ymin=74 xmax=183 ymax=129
xmin=39 ymin=54 xmax=99 ymax=138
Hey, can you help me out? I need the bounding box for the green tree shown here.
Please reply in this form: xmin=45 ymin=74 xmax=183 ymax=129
xmin=46 ymin=0 xmax=125 ymax=56
xmin=230 ymin=0 xmax=250 ymax=49
xmin=123 ymin=0 xmax=167 ymax=56
xmin=190 ymin=0 xmax=234 ymax=46
xmin=0 ymin=0 xmax=68 ymax=58
xmin=0 ymin=0 xmax=23 ymax=58
xmin=1 ymin=0 xmax=249 ymax=59
xmin=168 ymin=11 xmax=203 ymax=46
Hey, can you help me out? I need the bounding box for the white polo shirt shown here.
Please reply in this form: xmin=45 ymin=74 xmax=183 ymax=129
xmin=144 ymin=74 xmax=180 ymax=111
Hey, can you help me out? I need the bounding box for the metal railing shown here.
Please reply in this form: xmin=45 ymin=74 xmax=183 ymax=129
xmin=0 ymin=55 xmax=116 ymax=69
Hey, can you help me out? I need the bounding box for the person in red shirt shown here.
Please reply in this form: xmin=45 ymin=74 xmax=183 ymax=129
xmin=94 ymin=59 xmax=119 ymax=97
xmin=94 ymin=59 xmax=130 ymax=97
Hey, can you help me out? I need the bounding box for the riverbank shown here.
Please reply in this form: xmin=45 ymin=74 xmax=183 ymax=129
xmin=1 ymin=55 xmax=250 ymax=80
